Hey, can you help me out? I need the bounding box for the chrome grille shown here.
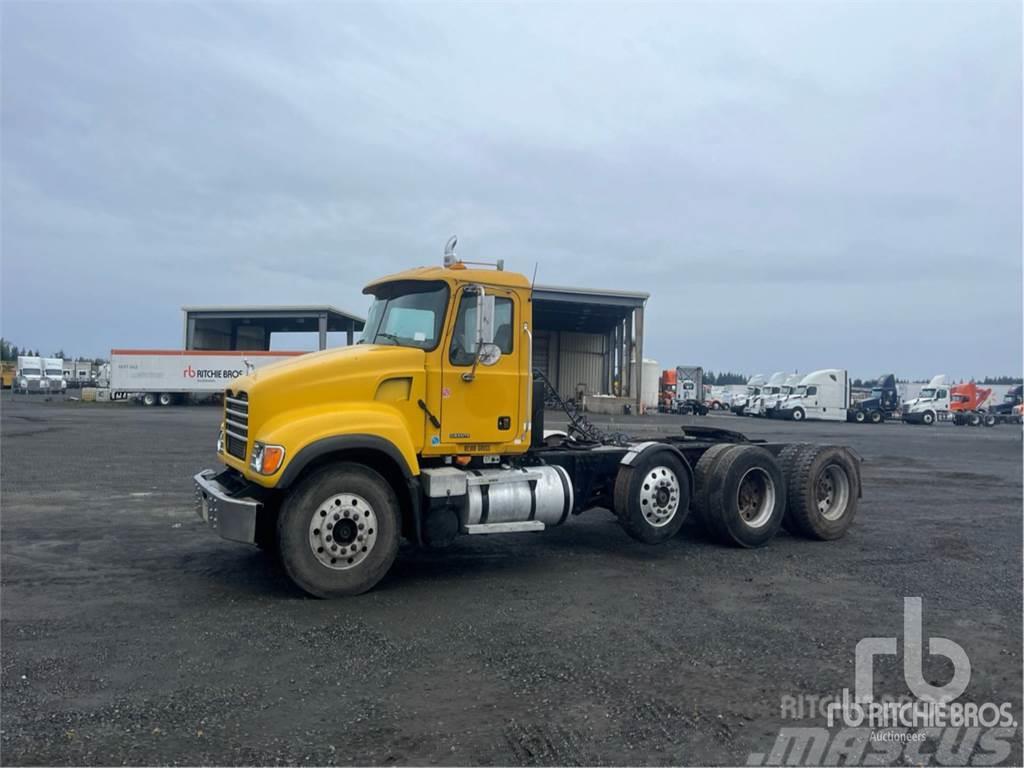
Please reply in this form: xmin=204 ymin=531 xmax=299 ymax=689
xmin=225 ymin=390 xmax=249 ymax=460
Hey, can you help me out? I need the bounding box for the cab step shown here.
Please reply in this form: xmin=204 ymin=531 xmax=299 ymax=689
xmin=463 ymin=521 xmax=546 ymax=535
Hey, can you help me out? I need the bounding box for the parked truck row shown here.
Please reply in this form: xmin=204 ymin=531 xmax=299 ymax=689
xmin=11 ymin=356 xmax=67 ymax=394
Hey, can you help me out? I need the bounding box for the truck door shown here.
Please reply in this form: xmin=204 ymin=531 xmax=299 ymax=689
xmin=441 ymin=287 xmax=521 ymax=448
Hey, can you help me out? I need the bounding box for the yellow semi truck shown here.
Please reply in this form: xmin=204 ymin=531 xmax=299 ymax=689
xmin=195 ymin=244 xmax=862 ymax=597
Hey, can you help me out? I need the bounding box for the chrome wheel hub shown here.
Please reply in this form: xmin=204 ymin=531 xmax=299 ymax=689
xmin=308 ymin=493 xmax=378 ymax=570
xmin=639 ymin=466 xmax=681 ymax=527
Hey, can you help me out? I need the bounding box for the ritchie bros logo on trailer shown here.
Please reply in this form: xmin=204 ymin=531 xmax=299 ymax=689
xmin=182 ymin=365 xmax=248 ymax=380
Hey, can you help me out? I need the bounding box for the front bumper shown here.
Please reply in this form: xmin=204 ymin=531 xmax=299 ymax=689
xmin=193 ymin=468 xmax=261 ymax=544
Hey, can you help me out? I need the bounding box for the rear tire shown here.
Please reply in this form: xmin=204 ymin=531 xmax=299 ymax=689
xmin=614 ymin=450 xmax=692 ymax=544
xmin=783 ymin=445 xmax=860 ymax=540
xmin=699 ymin=445 xmax=786 ymax=548
xmin=984 ymin=414 xmax=997 ymax=427
xmin=692 ymin=443 xmax=740 ymax=533
xmin=158 ymin=392 xmax=174 ymax=406
xmin=968 ymin=412 xmax=981 ymax=427
xmin=277 ymin=462 xmax=400 ymax=598
xmin=777 ymin=443 xmax=814 ymax=533
xmin=142 ymin=392 xmax=157 ymax=407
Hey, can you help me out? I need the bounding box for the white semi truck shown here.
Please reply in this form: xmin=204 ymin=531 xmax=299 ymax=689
xmin=776 ymin=369 xmax=850 ymax=422
xmin=731 ymin=373 xmax=766 ymax=415
xmin=767 ymin=373 xmax=802 ymax=418
xmin=109 ymin=349 xmax=306 ymax=405
xmin=14 ymin=356 xmax=44 ymax=393
xmin=901 ymin=375 xmax=950 ymax=425
xmin=42 ymin=357 xmax=67 ymax=394
xmin=748 ymin=371 xmax=787 ymax=417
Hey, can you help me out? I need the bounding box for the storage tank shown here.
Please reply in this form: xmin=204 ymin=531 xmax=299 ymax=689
xmin=642 ymin=358 xmax=660 ymax=413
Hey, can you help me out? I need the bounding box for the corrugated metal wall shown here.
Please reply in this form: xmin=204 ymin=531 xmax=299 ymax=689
xmin=557 ymin=332 xmax=606 ymax=399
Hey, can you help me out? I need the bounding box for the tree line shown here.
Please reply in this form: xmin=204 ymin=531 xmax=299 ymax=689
xmin=0 ymin=338 xmax=102 ymax=364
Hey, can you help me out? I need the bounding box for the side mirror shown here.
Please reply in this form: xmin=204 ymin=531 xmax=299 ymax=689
xmin=476 ymin=294 xmax=496 ymax=346
xmin=462 ymin=288 xmax=501 ymax=381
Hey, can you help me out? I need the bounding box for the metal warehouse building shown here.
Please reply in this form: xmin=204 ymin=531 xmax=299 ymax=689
xmin=182 ymin=284 xmax=649 ymax=411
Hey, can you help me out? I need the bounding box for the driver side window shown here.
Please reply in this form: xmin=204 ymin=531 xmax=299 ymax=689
xmin=806 ymin=385 xmax=818 ymax=396
xmin=449 ymin=293 xmax=514 ymax=366
xmin=937 ymin=389 xmax=947 ymax=398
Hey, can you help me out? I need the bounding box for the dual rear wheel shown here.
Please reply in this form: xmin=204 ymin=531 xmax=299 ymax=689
xmin=693 ymin=443 xmax=859 ymax=546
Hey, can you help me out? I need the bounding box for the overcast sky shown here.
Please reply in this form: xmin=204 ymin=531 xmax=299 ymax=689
xmin=2 ymin=1 xmax=1021 ymax=380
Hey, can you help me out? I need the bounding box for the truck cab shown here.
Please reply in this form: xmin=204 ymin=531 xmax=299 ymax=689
xmin=192 ymin=248 xmax=864 ymax=598
xmin=14 ymin=356 xmax=43 ymax=394
xmin=731 ymin=374 xmax=765 ymax=415
xmin=673 ymin=366 xmax=705 ymax=414
xmin=766 ymin=373 xmax=801 ymax=418
xmin=847 ymin=373 xmax=899 ymax=424
xmin=748 ymin=371 xmax=786 ymax=417
xmin=988 ymin=384 xmax=1023 ymax=416
xmin=42 ymin=357 xmax=67 ymax=394
xmin=776 ymin=369 xmax=850 ymax=422
xmin=901 ymin=375 xmax=949 ymax=425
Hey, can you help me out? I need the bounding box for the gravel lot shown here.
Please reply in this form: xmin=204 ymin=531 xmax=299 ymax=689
xmin=2 ymin=394 xmax=1021 ymax=766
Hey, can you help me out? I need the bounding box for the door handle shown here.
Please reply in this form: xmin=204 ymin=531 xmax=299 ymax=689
xmin=418 ymin=399 xmax=441 ymax=428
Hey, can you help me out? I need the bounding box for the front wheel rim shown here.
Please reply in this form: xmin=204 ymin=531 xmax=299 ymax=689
xmin=639 ymin=466 xmax=681 ymax=527
xmin=816 ymin=465 xmax=851 ymax=521
xmin=736 ymin=467 xmax=775 ymax=528
xmin=308 ymin=493 xmax=379 ymax=570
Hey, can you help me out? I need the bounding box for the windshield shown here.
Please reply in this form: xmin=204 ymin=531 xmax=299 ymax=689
xmin=45 ymin=369 xmax=62 ymax=376
xmin=920 ymin=388 xmax=936 ymax=399
xmin=360 ymin=281 xmax=449 ymax=350
xmin=794 ymin=385 xmax=807 ymax=396
xmin=21 ymin=368 xmax=41 ymax=377
xmin=767 ymin=386 xmax=780 ymax=394
xmin=780 ymin=386 xmax=792 ymax=395
xmin=952 ymin=394 xmax=968 ymax=403
xmin=1005 ymin=393 xmax=1019 ymax=403
xmin=871 ymin=388 xmax=884 ymax=398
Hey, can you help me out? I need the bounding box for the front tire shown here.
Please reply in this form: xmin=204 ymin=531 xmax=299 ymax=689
xmin=277 ymin=463 xmax=400 ymax=598
xmin=853 ymin=410 xmax=866 ymax=423
xmin=791 ymin=407 xmax=806 ymax=422
xmin=869 ymin=410 xmax=882 ymax=424
xmin=614 ymin=451 xmax=692 ymax=544
xmin=922 ymin=410 xmax=935 ymax=425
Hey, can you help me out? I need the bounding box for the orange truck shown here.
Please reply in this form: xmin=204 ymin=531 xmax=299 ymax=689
xmin=658 ymin=369 xmax=677 ymax=412
xmin=949 ymin=382 xmax=993 ymax=426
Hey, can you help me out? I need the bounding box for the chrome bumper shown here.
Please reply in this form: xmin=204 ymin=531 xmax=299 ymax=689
xmin=193 ymin=469 xmax=260 ymax=544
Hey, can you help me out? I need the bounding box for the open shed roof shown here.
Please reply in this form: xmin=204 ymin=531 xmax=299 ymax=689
xmin=532 ymin=284 xmax=648 ymax=334
xmin=182 ymin=305 xmax=365 ymax=333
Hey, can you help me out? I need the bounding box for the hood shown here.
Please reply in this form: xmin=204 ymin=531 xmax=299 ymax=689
xmin=232 ymin=345 xmax=427 ymax=430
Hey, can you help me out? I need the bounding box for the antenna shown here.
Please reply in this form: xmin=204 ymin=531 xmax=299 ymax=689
xmin=530 ymin=262 xmax=538 ymax=300
xmin=443 ymin=235 xmax=458 ymax=267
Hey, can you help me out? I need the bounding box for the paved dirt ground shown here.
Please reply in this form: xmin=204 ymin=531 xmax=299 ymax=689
xmin=2 ymin=394 xmax=1021 ymax=766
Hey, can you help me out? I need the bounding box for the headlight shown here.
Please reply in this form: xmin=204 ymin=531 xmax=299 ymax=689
xmin=250 ymin=441 xmax=285 ymax=475
xmin=216 ymin=428 xmax=225 ymax=454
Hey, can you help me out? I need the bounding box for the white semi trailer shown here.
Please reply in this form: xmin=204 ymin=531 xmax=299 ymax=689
xmin=109 ymin=349 xmax=306 ymax=405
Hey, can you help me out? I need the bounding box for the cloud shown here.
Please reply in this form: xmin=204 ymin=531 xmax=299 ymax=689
xmin=1 ymin=1 xmax=1020 ymax=379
